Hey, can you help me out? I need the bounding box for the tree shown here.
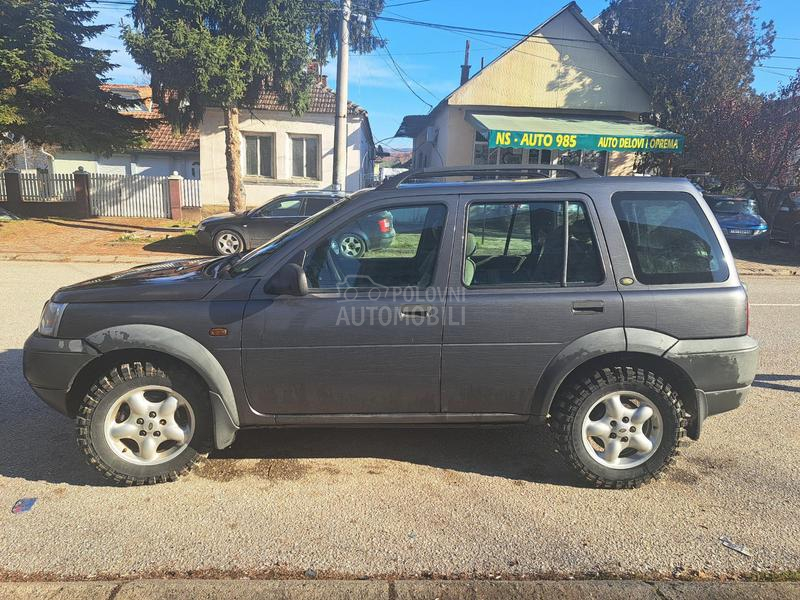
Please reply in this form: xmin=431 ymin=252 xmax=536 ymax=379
xmin=0 ymin=0 xmax=146 ymax=154
xmin=122 ymin=0 xmax=384 ymax=212
xmin=598 ymin=0 xmax=775 ymax=176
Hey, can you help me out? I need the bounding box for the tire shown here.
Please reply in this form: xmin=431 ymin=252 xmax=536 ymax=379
xmin=338 ymin=233 xmax=367 ymax=258
xmin=792 ymin=229 xmax=800 ymax=252
xmin=548 ymin=366 xmax=687 ymax=489
xmin=213 ymin=229 xmax=245 ymax=255
xmin=76 ymin=361 xmax=212 ymax=485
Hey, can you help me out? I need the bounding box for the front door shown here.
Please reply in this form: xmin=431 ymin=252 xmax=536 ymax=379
xmin=441 ymin=194 xmax=623 ymax=415
xmin=242 ymin=202 xmax=453 ymax=415
xmin=249 ymin=197 xmax=307 ymax=245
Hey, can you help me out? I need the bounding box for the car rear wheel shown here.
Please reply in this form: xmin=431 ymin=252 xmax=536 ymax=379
xmin=549 ymin=366 xmax=686 ymax=489
xmin=338 ymin=233 xmax=367 ymax=258
xmin=76 ymin=361 xmax=211 ymax=485
xmin=214 ymin=229 xmax=245 ymax=255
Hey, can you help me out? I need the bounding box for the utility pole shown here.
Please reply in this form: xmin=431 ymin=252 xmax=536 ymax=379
xmin=332 ymin=0 xmax=351 ymax=192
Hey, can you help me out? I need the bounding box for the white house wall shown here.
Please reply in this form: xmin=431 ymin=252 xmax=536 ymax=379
xmin=201 ymin=108 xmax=367 ymax=207
xmin=44 ymin=150 xmax=199 ymax=178
xmin=448 ymin=9 xmax=650 ymax=114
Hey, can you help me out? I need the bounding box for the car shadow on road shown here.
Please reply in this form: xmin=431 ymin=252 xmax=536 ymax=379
xmin=210 ymin=425 xmax=581 ymax=487
xmin=142 ymin=235 xmax=210 ymax=256
xmin=753 ymin=374 xmax=800 ymax=393
xmin=2 ymin=347 xmax=580 ymax=488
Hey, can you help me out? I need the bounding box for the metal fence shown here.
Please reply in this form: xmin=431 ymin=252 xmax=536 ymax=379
xmin=89 ymin=173 xmax=171 ymax=218
xmin=181 ymin=178 xmax=201 ymax=208
xmin=19 ymin=173 xmax=76 ymax=202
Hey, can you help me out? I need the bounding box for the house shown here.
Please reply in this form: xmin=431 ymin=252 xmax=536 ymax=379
xmin=16 ymin=84 xmax=200 ymax=179
xmin=199 ymin=79 xmax=375 ymax=206
xmin=395 ymin=2 xmax=683 ymax=176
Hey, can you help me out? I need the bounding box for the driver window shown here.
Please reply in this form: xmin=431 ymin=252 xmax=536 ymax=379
xmin=303 ymin=205 xmax=447 ymax=290
xmin=257 ymin=198 xmax=303 ymax=217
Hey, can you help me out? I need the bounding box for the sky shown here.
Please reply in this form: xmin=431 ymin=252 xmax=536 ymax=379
xmin=92 ymin=0 xmax=800 ymax=150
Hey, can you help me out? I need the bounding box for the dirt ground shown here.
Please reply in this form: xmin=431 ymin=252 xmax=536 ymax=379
xmin=0 ymin=207 xmax=230 ymax=258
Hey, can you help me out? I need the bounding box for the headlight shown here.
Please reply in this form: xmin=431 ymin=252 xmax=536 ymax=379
xmin=38 ymin=301 xmax=67 ymax=337
xmin=197 ymin=222 xmax=206 ymax=231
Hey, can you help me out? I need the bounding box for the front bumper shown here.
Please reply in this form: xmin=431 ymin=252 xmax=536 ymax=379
xmin=196 ymin=229 xmax=213 ymax=249
xmin=723 ymin=229 xmax=769 ymax=243
xmin=23 ymin=331 xmax=99 ymax=416
xmin=665 ymin=335 xmax=759 ymax=438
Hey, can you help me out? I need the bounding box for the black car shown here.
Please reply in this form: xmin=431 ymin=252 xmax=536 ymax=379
xmin=23 ymin=165 xmax=758 ymax=489
xmin=196 ymin=191 xmax=343 ymax=255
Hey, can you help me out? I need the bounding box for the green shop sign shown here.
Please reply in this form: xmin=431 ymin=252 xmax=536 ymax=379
xmin=488 ymin=130 xmax=684 ymax=154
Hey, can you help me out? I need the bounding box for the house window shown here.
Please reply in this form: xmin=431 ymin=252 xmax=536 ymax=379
xmin=473 ymin=131 xmax=552 ymax=167
xmin=556 ymin=150 xmax=608 ymax=175
xmin=244 ymin=134 xmax=274 ymax=178
xmin=290 ymin=135 xmax=320 ymax=179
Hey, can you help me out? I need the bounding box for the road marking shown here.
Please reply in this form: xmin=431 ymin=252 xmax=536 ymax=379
xmin=751 ymin=303 xmax=800 ymax=307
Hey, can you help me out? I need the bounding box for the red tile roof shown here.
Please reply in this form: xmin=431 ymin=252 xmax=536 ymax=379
xmin=100 ymin=82 xmax=367 ymax=153
xmin=252 ymin=82 xmax=367 ymax=116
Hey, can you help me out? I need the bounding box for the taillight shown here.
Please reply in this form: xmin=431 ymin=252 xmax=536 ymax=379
xmin=378 ymin=217 xmax=391 ymax=233
xmin=746 ymin=296 xmax=750 ymax=335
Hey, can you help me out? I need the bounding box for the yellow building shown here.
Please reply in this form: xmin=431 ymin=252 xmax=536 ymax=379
xmin=396 ymin=2 xmax=683 ymax=175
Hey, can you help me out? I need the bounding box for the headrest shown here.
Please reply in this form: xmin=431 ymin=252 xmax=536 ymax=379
xmin=466 ymin=232 xmax=478 ymax=256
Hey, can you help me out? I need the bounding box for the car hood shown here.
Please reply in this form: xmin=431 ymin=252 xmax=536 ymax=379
xmin=52 ymin=257 xmax=224 ymax=303
xmin=199 ymin=212 xmax=247 ymax=226
xmin=714 ymin=212 xmax=768 ymax=229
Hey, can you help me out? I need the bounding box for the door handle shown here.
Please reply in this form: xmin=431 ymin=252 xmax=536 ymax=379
xmin=572 ymin=300 xmax=604 ymax=314
xmin=400 ymin=304 xmax=432 ymax=318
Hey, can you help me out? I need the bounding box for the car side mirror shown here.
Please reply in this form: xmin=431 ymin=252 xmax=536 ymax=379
xmin=265 ymin=263 xmax=308 ymax=296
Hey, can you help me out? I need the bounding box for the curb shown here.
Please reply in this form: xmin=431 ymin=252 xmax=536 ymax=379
xmin=0 ymin=580 xmax=799 ymax=599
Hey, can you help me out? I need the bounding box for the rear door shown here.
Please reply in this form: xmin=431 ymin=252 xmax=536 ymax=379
xmin=441 ymin=193 xmax=623 ymax=415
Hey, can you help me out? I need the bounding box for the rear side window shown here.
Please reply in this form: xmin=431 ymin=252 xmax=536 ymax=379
xmin=612 ymin=192 xmax=728 ymax=285
xmin=303 ymin=197 xmax=331 ymax=215
xmin=464 ymin=200 xmax=604 ymax=287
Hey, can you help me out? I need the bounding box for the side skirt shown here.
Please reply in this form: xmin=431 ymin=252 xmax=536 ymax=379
xmin=265 ymin=412 xmax=530 ymax=427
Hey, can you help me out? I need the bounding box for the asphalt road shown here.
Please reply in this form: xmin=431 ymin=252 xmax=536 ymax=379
xmin=0 ymin=261 xmax=798 ymax=579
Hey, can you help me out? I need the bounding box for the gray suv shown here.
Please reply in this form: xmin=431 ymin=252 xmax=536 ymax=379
xmin=23 ymin=165 xmax=759 ymax=488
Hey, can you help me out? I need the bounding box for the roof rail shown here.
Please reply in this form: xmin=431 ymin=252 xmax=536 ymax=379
xmin=377 ymin=164 xmax=600 ymax=190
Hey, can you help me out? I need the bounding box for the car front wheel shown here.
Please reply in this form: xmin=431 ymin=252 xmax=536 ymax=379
xmin=76 ymin=361 xmax=211 ymax=485
xmin=213 ymin=229 xmax=245 ymax=255
xmin=549 ymin=366 xmax=686 ymax=489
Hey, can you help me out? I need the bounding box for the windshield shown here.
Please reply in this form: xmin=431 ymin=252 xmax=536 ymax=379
xmin=711 ymin=198 xmax=760 ymax=216
xmin=229 ymin=196 xmax=352 ymax=275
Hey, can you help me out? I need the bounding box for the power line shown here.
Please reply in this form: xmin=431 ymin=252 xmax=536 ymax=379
xmin=373 ymin=24 xmax=433 ymax=108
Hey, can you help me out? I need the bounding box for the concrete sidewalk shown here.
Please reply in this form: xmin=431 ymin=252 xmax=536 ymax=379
xmin=1 ymin=580 xmax=798 ymax=599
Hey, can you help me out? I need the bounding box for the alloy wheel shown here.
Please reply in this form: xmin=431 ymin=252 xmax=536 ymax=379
xmin=581 ymin=390 xmax=663 ymax=470
xmin=103 ymin=385 xmax=195 ymax=466
xmin=216 ymin=232 xmax=242 ymax=254
xmin=339 ymin=235 xmax=365 ymax=258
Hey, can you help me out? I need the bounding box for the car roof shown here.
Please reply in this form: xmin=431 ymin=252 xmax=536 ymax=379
xmin=356 ymin=175 xmax=701 ymax=205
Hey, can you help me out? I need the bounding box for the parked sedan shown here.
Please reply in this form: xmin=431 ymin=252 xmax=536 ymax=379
xmin=705 ymin=196 xmax=769 ymax=248
xmin=196 ymin=191 xmax=343 ymax=255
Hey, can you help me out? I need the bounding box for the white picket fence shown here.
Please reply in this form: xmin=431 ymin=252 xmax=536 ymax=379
xmin=89 ymin=173 xmax=171 ymax=218
xmin=20 ymin=173 xmax=75 ymax=202
xmin=4 ymin=172 xmax=201 ymax=217
xmin=181 ymin=177 xmax=202 ymax=208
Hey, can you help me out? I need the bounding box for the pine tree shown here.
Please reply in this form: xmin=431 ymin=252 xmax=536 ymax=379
xmin=123 ymin=0 xmax=384 ymax=211
xmin=0 ymin=0 xmax=146 ymax=154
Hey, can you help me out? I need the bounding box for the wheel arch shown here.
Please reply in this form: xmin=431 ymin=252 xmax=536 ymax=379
xmin=531 ymin=328 xmax=698 ymax=434
xmin=68 ymin=325 xmax=239 ymax=449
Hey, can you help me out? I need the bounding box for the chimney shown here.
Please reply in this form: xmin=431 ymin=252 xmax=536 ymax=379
xmin=460 ymin=40 xmax=471 ymax=85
